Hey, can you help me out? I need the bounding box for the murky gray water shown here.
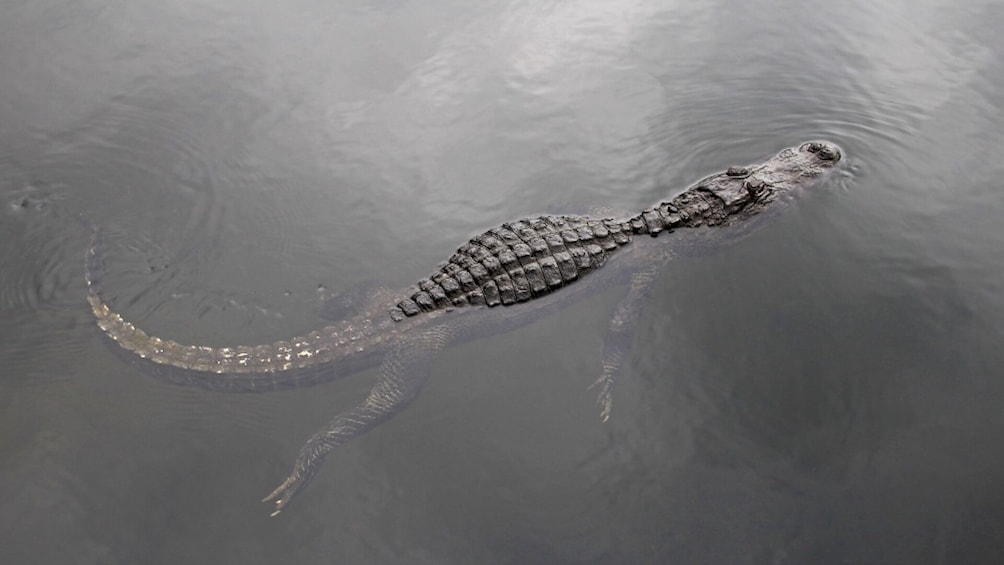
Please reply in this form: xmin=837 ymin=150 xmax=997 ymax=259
xmin=3 ymin=0 xmax=1003 ymax=562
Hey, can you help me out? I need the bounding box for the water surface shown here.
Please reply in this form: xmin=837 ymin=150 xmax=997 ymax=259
xmin=2 ymin=0 xmax=1003 ymax=562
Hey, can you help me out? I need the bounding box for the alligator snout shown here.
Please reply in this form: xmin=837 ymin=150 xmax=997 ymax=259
xmin=799 ymin=141 xmax=842 ymax=162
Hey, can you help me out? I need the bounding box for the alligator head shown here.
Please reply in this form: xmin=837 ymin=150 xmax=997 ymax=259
xmin=692 ymin=140 xmax=843 ymax=224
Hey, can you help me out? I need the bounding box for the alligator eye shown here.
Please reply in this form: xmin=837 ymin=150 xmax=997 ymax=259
xmin=744 ymin=178 xmax=767 ymax=199
xmin=726 ymin=166 xmax=749 ymax=177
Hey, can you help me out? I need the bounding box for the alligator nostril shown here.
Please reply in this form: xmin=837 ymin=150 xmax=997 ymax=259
xmin=800 ymin=141 xmax=840 ymax=161
xmin=817 ymin=145 xmax=840 ymax=161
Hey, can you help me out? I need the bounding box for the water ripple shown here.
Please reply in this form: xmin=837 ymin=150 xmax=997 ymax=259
xmin=0 ymin=182 xmax=77 ymax=315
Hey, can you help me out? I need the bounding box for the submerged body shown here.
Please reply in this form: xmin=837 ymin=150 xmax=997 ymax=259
xmin=86 ymin=141 xmax=843 ymax=515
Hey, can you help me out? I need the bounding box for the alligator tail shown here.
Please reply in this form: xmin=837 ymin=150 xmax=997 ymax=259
xmin=83 ymin=223 xmax=391 ymax=391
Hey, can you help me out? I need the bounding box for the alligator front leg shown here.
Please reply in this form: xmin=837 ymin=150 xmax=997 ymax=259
xmin=592 ymin=258 xmax=669 ymax=422
xmin=263 ymin=328 xmax=451 ymax=516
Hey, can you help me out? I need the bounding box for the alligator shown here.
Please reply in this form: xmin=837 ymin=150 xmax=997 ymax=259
xmin=84 ymin=140 xmax=843 ymax=515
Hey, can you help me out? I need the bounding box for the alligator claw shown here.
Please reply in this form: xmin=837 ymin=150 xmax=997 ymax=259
xmin=589 ymin=374 xmax=614 ymax=423
xmin=262 ymin=473 xmax=303 ymax=517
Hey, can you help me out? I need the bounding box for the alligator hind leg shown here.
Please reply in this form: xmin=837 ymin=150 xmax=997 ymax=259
xmin=592 ymin=259 xmax=668 ymax=422
xmin=263 ymin=327 xmax=452 ymax=516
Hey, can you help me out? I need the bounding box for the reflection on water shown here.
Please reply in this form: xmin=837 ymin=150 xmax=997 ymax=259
xmin=2 ymin=0 xmax=1004 ymax=562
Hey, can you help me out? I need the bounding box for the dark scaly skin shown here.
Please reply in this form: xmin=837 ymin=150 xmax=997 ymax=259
xmin=84 ymin=141 xmax=842 ymax=515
